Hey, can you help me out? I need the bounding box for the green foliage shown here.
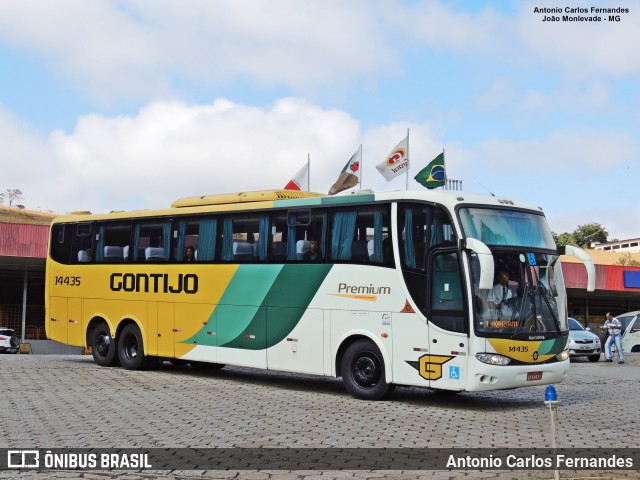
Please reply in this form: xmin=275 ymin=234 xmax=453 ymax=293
xmin=616 ymin=253 xmax=640 ymax=267
xmin=554 ymin=223 xmax=609 ymax=248
xmin=572 ymin=223 xmax=608 ymax=248
xmin=553 ymin=232 xmax=577 ymax=247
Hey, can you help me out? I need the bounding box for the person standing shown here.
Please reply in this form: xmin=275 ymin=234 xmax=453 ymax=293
xmin=601 ymin=312 xmax=624 ymax=364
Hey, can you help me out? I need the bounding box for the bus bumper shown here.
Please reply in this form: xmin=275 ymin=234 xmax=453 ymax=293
xmin=465 ymin=358 xmax=570 ymax=391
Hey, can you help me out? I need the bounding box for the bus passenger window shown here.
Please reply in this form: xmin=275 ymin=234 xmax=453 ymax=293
xmin=330 ymin=206 xmax=390 ymax=265
xmin=132 ymin=220 xmax=169 ymax=262
xmin=94 ymin=222 xmax=131 ymax=263
xmin=176 ymin=217 xmax=216 ymax=263
xmin=221 ymin=215 xmax=269 ymax=262
xmin=286 ymin=209 xmax=327 ymax=262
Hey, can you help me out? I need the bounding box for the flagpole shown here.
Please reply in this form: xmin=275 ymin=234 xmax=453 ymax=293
xmin=359 ymin=144 xmax=363 ymax=190
xmin=307 ymin=153 xmax=310 ymax=192
xmin=442 ymin=148 xmax=446 ymax=190
xmin=405 ymin=128 xmax=410 ymax=190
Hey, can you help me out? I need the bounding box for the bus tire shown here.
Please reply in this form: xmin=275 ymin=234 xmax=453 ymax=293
xmin=90 ymin=321 xmax=119 ymax=367
xmin=341 ymin=339 xmax=394 ymax=400
xmin=118 ymin=324 xmax=150 ymax=370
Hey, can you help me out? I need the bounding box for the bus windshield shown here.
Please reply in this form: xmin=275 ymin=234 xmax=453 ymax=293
xmin=471 ymin=250 xmax=568 ymax=337
xmin=459 ymin=207 xmax=556 ymax=249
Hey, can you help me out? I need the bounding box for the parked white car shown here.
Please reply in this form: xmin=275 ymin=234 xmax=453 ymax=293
xmin=0 ymin=328 xmax=20 ymax=354
xmin=615 ymin=311 xmax=640 ymax=353
xmin=568 ymin=318 xmax=601 ymax=362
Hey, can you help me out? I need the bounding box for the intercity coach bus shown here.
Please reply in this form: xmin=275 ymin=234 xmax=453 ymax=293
xmin=45 ymin=189 xmax=595 ymax=399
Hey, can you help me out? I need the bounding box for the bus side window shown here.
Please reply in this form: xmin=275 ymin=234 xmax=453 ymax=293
xmin=330 ymin=206 xmax=390 ymax=265
xmin=400 ymin=204 xmax=456 ymax=271
xmin=175 ymin=217 xmax=216 ymax=262
xmin=73 ymin=222 xmax=93 ymax=264
xmin=287 ymin=209 xmax=327 ymax=262
xmin=270 ymin=211 xmax=288 ymax=262
xmin=95 ymin=221 xmax=131 ymax=263
xmin=50 ymin=224 xmax=73 ymax=265
xmin=131 ymin=220 xmax=169 ymax=262
xmin=221 ymin=214 xmax=269 ymax=262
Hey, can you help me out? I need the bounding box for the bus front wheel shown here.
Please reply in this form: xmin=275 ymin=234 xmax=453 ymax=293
xmin=341 ymin=340 xmax=394 ymax=400
xmin=90 ymin=321 xmax=119 ymax=367
xmin=118 ymin=324 xmax=150 ymax=370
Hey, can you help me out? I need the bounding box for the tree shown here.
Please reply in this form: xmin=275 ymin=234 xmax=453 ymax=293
xmin=572 ymin=223 xmax=608 ymax=248
xmin=553 ymin=232 xmax=577 ymax=247
xmin=5 ymin=188 xmax=23 ymax=206
xmin=616 ymin=253 xmax=640 ymax=267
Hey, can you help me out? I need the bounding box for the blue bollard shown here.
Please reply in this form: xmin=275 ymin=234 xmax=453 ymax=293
xmin=544 ymin=384 xmax=557 ymax=402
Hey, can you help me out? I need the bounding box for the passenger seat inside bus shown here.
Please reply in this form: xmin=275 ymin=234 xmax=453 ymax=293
xmin=145 ymin=247 xmax=166 ymax=262
xmin=104 ymin=246 xmax=124 ymax=262
xmin=233 ymin=242 xmax=254 ymax=260
xmin=296 ymin=240 xmax=309 ymax=260
xmin=351 ymin=240 xmax=369 ymax=262
xmin=78 ymin=250 xmax=91 ymax=263
xmin=271 ymin=242 xmax=286 ymax=261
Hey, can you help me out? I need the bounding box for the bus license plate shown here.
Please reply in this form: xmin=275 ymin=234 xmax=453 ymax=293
xmin=527 ymin=371 xmax=543 ymax=381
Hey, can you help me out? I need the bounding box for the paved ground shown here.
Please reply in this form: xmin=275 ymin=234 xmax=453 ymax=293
xmin=0 ymin=352 xmax=638 ymax=479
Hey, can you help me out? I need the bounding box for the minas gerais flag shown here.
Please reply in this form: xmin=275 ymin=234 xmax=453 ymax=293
xmin=328 ymin=146 xmax=361 ymax=195
xmin=414 ymin=152 xmax=446 ymax=189
xmin=284 ymin=163 xmax=309 ymax=191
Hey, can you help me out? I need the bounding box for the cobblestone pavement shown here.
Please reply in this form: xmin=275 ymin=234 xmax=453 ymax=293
xmin=1 ymin=352 xmax=639 ymax=479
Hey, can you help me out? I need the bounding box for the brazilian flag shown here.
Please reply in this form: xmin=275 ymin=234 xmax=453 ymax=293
xmin=414 ymin=152 xmax=446 ymax=189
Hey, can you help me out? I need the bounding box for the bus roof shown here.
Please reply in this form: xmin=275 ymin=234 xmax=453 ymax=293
xmin=51 ymin=189 xmax=544 ymax=223
xmin=171 ymin=189 xmax=324 ymax=208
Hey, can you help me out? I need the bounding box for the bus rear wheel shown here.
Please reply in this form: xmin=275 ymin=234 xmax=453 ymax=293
xmin=118 ymin=324 xmax=150 ymax=370
xmin=90 ymin=321 xmax=119 ymax=367
xmin=341 ymin=339 xmax=394 ymax=400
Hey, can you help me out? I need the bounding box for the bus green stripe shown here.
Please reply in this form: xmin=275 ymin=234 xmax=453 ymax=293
xmin=221 ymin=264 xmax=332 ymax=349
xmin=182 ymin=264 xmax=332 ymax=349
xmin=538 ymin=336 xmax=567 ymax=355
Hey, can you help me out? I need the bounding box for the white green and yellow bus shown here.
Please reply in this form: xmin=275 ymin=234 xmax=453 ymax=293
xmin=45 ymin=189 xmax=595 ymax=400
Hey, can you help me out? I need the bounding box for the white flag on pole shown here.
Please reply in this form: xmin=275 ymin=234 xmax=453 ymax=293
xmin=284 ymin=163 xmax=309 ymax=191
xmin=376 ymin=136 xmax=409 ymax=182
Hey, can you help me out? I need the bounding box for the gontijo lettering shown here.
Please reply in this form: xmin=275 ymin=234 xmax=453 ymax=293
xmin=110 ymin=273 xmax=198 ymax=294
xmin=338 ymin=283 xmax=391 ymax=295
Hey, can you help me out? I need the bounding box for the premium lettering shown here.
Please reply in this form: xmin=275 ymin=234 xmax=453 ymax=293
xmin=338 ymin=283 xmax=390 ymax=295
xmin=110 ymin=273 xmax=198 ymax=294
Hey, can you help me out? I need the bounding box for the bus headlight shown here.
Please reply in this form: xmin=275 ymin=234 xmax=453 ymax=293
xmin=476 ymin=353 xmax=511 ymax=366
xmin=556 ymin=350 xmax=570 ymax=362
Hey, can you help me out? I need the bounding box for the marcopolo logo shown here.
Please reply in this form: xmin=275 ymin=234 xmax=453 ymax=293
xmin=110 ymin=273 xmax=198 ymax=294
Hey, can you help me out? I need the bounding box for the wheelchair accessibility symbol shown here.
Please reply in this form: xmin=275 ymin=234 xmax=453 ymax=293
xmin=449 ymin=366 xmax=460 ymax=380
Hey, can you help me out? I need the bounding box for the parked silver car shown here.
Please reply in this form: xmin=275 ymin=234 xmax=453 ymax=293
xmin=568 ymin=318 xmax=601 ymax=362
xmin=0 ymin=328 xmax=19 ymax=354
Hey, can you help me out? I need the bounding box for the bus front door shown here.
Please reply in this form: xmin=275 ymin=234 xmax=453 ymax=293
xmin=426 ymin=250 xmax=468 ymax=391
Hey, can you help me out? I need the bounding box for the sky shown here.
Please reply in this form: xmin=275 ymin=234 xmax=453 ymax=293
xmin=0 ymin=0 xmax=638 ymax=240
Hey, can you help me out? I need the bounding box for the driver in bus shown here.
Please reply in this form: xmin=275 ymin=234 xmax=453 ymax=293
xmin=487 ymin=270 xmax=517 ymax=319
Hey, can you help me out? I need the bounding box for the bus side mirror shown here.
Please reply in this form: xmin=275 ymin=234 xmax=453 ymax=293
xmin=559 ymin=245 xmax=596 ymax=292
xmin=461 ymin=238 xmax=494 ymax=290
